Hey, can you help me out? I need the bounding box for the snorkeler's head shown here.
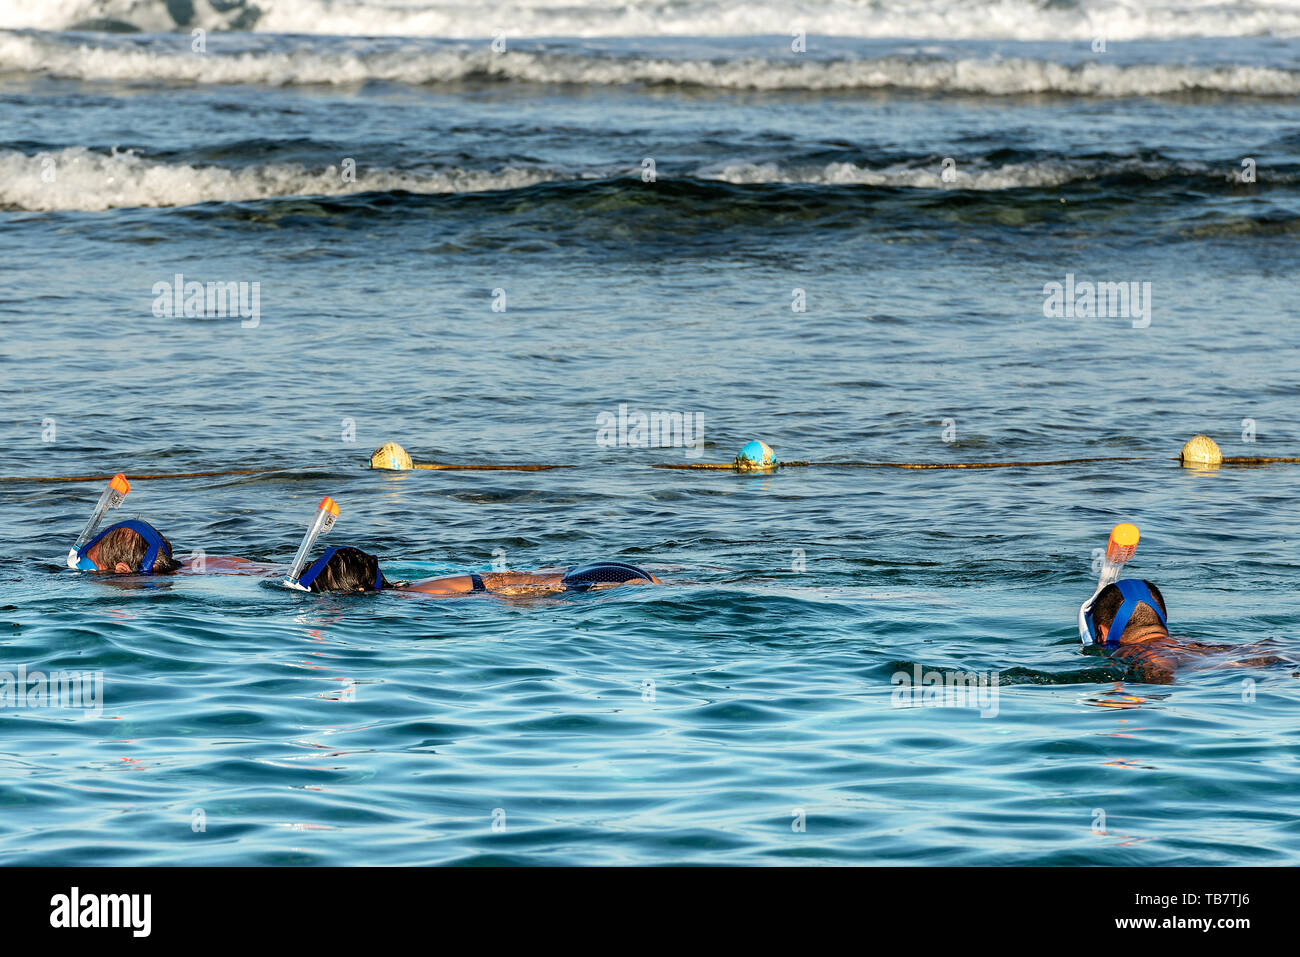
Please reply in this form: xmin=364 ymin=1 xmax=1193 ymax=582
xmin=298 ymin=546 xmax=386 ymax=593
xmin=1089 ymin=579 xmax=1167 ymax=645
xmin=76 ymin=520 xmax=181 ymax=574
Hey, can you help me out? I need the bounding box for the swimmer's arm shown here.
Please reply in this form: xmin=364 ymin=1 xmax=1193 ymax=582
xmin=1181 ymin=641 xmax=1289 ymax=669
xmin=177 ymin=556 xmax=277 ymax=575
xmin=1196 ymin=655 xmax=1289 ymax=670
xmin=1204 ymin=653 xmax=1289 ymax=669
xmin=398 ymin=574 xmax=478 ymax=595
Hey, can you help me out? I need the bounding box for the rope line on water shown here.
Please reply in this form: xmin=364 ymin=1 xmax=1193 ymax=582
xmin=2 ymin=436 xmax=1293 ymax=485
xmin=412 ymin=463 xmax=572 ymax=471
xmin=0 ymin=464 xmax=573 ymax=483
xmin=0 ymin=468 xmax=284 ymax=484
xmin=795 ymin=456 xmax=1135 ymax=470
xmin=1219 ymin=456 xmax=1300 ymax=464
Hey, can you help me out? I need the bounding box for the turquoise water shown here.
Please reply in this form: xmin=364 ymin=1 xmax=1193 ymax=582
xmin=2 ymin=16 xmax=1300 ymax=865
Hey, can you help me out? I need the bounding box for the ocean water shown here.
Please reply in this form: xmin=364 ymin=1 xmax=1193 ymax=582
xmin=1 ymin=0 xmax=1299 ymax=866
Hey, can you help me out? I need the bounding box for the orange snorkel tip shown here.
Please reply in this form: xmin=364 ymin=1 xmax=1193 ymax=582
xmin=1105 ymin=522 xmax=1139 ymax=564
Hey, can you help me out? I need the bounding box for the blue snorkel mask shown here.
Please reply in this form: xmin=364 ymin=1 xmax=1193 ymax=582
xmin=72 ymin=519 xmax=172 ymax=574
xmin=1082 ymin=578 xmax=1167 ymax=647
xmin=295 ymin=545 xmax=384 ymax=592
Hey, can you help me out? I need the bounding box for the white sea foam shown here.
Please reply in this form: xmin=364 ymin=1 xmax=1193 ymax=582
xmin=2 ymin=0 xmax=1299 ymax=40
xmin=0 ymin=147 xmax=564 ymax=211
xmin=1 ymin=146 xmax=1255 ymax=212
xmin=706 ymin=160 xmax=1085 ymax=190
xmin=2 ymin=32 xmax=1298 ymax=95
xmin=702 ymin=157 xmax=1239 ymax=189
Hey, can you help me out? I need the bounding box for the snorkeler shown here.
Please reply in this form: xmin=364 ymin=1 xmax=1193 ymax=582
xmin=66 ymin=473 xmax=264 ymax=576
xmin=1084 ymin=578 xmax=1180 ymax=681
xmin=281 ymin=497 xmax=659 ymax=595
xmin=1080 ymin=578 xmax=1284 ymax=683
xmin=1079 ymin=524 xmax=1286 ymax=683
xmin=66 ymin=474 xmax=183 ymax=574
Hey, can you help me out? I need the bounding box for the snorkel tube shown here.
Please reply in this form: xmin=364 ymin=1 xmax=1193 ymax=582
xmin=67 ymin=473 xmax=131 ymax=569
xmin=1078 ymin=522 xmax=1140 ymax=645
xmin=282 ymin=496 xmax=340 ymax=591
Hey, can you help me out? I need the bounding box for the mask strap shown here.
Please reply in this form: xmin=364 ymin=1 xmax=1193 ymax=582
xmin=1103 ymin=580 xmax=1165 ymax=645
xmin=297 ymin=546 xmax=340 ymax=591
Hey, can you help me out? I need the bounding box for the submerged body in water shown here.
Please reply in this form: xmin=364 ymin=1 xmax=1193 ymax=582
xmin=1109 ymin=637 xmax=1292 ymax=685
xmin=400 ymin=561 xmax=662 ymax=596
xmin=294 ymin=546 xmax=660 ymax=596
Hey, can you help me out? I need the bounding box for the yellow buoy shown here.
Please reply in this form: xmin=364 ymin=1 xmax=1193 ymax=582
xmin=369 ymin=442 xmax=413 ymax=471
xmin=1179 ymin=434 xmax=1222 ymax=468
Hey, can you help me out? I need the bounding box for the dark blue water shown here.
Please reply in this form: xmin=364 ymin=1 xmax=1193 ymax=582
xmin=2 ymin=13 xmax=1299 ymax=865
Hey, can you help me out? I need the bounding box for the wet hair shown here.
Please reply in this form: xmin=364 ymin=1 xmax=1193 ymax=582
xmin=306 ymin=546 xmax=386 ymax=592
xmin=1091 ymin=580 xmax=1167 ymax=640
xmin=90 ymin=524 xmax=182 ymax=574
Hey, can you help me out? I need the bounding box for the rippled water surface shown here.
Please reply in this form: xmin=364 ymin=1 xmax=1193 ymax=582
xmin=2 ymin=3 xmax=1299 ymax=865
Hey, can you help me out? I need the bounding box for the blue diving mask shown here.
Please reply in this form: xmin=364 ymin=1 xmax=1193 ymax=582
xmin=1083 ymin=578 xmax=1167 ymax=647
xmin=72 ymin=519 xmax=171 ymax=574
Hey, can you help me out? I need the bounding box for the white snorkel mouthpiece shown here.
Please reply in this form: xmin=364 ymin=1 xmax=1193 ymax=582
xmin=1079 ymin=522 xmax=1140 ymax=645
xmin=68 ymin=473 xmax=131 ymax=569
xmin=282 ymin=496 xmax=340 ymax=590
